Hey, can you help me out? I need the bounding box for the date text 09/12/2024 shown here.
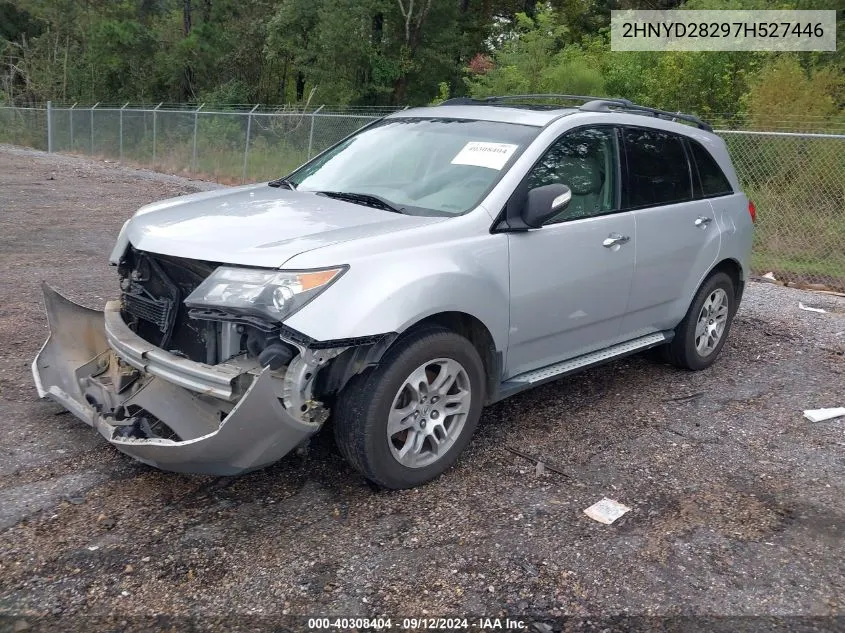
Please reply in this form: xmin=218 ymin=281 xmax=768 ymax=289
xmin=307 ymin=617 xmax=528 ymax=630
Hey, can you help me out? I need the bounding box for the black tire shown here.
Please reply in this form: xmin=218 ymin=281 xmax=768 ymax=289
xmin=666 ymin=271 xmax=736 ymax=371
xmin=333 ymin=326 xmax=485 ymax=489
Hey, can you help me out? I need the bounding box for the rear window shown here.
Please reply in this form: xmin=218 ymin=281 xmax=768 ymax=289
xmin=622 ymin=127 xmax=692 ymax=208
xmin=688 ymin=140 xmax=733 ymax=198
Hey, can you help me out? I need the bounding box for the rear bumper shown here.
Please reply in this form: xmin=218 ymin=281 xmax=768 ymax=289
xmin=32 ymin=284 xmax=320 ymax=475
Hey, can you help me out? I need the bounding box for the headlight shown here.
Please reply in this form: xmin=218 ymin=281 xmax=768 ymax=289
xmin=184 ymin=265 xmax=347 ymax=322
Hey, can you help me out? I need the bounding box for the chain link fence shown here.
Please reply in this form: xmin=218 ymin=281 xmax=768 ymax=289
xmin=2 ymin=103 xmax=382 ymax=183
xmin=1 ymin=103 xmax=843 ymax=290
xmin=722 ymin=130 xmax=845 ymax=290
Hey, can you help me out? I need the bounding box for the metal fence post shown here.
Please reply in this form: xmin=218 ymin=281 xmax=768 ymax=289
xmin=192 ymin=104 xmax=204 ymax=173
xmin=69 ymin=103 xmax=76 ymax=151
xmin=89 ymin=102 xmax=99 ymax=155
xmin=307 ymin=105 xmax=325 ymax=159
xmin=119 ymin=102 xmax=128 ymax=162
xmin=46 ymin=101 xmax=53 ymax=153
xmin=242 ymin=104 xmax=259 ymax=183
xmin=152 ymin=102 xmax=162 ymax=166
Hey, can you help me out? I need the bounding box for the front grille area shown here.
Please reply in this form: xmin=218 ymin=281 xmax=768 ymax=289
xmin=119 ymin=247 xmax=219 ymax=363
xmin=122 ymin=292 xmax=173 ymax=333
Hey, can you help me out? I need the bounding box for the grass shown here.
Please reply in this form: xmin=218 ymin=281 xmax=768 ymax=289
xmin=51 ymin=137 xmax=310 ymax=185
xmin=749 ymin=188 xmax=845 ymax=288
xmin=752 ymin=252 xmax=845 ymax=281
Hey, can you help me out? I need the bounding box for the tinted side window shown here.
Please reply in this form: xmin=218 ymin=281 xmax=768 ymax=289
xmin=622 ymin=128 xmax=692 ymax=208
xmin=525 ymin=127 xmax=618 ymax=224
xmin=689 ymin=140 xmax=733 ymax=197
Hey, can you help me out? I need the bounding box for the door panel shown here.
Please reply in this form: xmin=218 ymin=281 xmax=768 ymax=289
xmin=617 ymin=126 xmax=722 ymax=338
xmin=620 ymin=199 xmax=720 ymax=337
xmin=506 ymin=213 xmax=636 ymax=378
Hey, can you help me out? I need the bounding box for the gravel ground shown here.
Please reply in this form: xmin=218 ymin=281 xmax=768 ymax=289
xmin=0 ymin=145 xmax=844 ymax=632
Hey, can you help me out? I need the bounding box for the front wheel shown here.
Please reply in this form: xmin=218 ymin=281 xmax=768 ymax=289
xmin=333 ymin=327 xmax=485 ymax=489
xmin=666 ymin=271 xmax=736 ymax=371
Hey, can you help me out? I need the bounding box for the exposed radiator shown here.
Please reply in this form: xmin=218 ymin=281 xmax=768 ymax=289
xmin=122 ymin=291 xmax=173 ymax=334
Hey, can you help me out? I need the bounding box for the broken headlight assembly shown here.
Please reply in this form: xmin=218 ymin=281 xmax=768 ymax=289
xmin=184 ymin=265 xmax=347 ymax=323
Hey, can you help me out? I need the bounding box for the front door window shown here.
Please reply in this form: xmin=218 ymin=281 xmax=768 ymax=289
xmin=525 ymin=127 xmax=619 ymax=224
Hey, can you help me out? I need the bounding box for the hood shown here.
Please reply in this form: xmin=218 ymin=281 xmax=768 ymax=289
xmin=123 ymin=184 xmax=446 ymax=268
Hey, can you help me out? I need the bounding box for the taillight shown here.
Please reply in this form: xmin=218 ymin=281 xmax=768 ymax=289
xmin=748 ymin=200 xmax=757 ymax=223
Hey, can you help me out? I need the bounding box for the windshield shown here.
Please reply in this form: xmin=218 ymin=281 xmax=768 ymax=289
xmin=287 ymin=118 xmax=540 ymax=216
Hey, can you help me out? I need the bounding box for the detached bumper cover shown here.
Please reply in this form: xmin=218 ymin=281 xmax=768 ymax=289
xmin=32 ymin=284 xmax=320 ymax=475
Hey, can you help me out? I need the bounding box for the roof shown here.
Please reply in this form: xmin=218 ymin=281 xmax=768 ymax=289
xmin=386 ymin=95 xmax=714 ymax=133
xmin=386 ymin=105 xmax=576 ymax=127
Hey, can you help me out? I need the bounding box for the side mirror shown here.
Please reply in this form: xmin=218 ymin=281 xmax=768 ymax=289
xmin=521 ymin=184 xmax=572 ymax=228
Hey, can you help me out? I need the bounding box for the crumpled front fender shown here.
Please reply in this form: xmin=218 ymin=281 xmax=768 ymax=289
xmin=32 ymin=284 xmax=321 ymax=475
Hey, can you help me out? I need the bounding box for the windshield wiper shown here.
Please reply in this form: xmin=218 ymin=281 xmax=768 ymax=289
xmin=316 ymin=191 xmax=404 ymax=214
xmin=268 ymin=177 xmax=296 ymax=189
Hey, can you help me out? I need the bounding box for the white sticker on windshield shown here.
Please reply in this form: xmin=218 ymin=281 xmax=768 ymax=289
xmin=451 ymin=141 xmax=518 ymax=170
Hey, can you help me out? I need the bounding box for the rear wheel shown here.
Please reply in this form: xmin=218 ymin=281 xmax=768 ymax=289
xmin=666 ymin=271 xmax=736 ymax=371
xmin=333 ymin=327 xmax=485 ymax=489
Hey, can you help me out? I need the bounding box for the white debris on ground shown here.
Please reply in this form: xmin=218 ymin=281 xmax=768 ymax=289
xmin=740 ymin=283 xmax=845 ymax=347
xmin=798 ymin=302 xmax=827 ymax=314
xmin=583 ymin=498 xmax=631 ymax=525
xmin=803 ymin=408 xmax=845 ymax=423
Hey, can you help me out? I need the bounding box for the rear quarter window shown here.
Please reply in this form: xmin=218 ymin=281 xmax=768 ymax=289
xmin=688 ymin=140 xmax=734 ymax=198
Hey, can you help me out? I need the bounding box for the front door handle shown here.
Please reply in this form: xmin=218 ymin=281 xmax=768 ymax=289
xmin=695 ymin=216 xmax=713 ymax=228
xmin=603 ymin=233 xmax=630 ymax=248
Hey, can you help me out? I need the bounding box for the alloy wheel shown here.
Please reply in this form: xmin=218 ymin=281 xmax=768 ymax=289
xmin=386 ymin=358 xmax=472 ymax=469
xmin=694 ymin=287 xmax=729 ymax=356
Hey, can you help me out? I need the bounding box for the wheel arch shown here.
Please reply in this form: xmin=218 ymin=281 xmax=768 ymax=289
xmin=707 ymin=257 xmax=745 ymax=303
xmin=402 ymin=311 xmax=501 ymax=404
xmin=316 ymin=310 xmax=502 ymax=405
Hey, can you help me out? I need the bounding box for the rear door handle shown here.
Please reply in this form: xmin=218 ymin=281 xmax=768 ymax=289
xmin=602 ymin=233 xmax=631 ymax=248
xmin=695 ymin=216 xmax=713 ymax=228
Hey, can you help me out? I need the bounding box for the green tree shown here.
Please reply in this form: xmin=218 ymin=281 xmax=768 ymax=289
xmin=466 ymin=9 xmax=567 ymax=96
xmin=1 ymin=0 xmax=842 ymax=116
xmin=744 ymin=56 xmax=844 ymax=131
xmin=265 ymin=0 xmax=322 ymax=102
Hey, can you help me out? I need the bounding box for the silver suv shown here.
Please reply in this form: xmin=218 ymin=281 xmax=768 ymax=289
xmin=33 ymin=95 xmax=754 ymax=489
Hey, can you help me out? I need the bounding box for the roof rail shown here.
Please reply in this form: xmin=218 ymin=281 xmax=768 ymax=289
xmin=438 ymin=94 xmax=712 ymax=132
xmin=441 ymin=94 xmax=629 ymax=106
xmin=581 ymin=99 xmax=713 ymax=132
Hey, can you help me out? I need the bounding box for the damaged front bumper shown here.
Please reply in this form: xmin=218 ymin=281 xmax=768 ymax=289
xmin=32 ymin=284 xmax=342 ymax=475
